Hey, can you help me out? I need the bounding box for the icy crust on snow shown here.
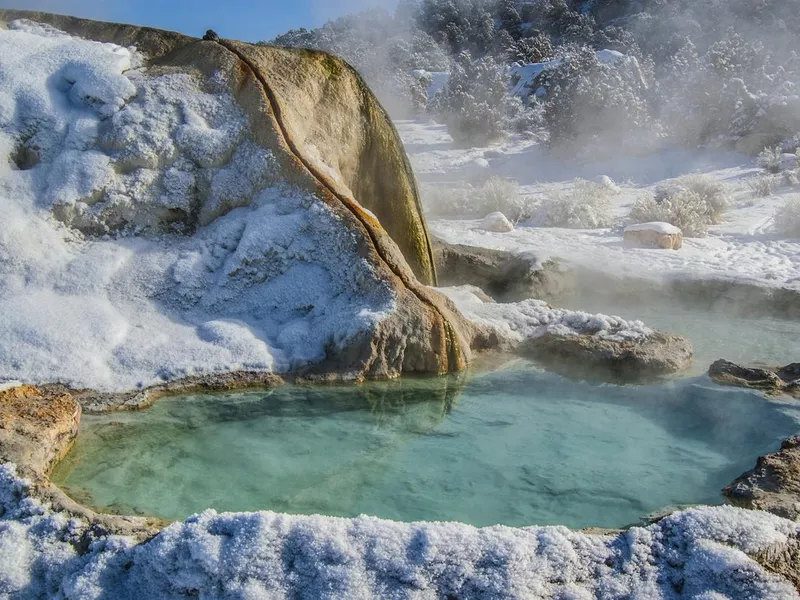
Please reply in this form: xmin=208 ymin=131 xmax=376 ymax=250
xmin=1 ymin=465 xmax=798 ymax=599
xmin=0 ymin=24 xmax=394 ymax=391
xmin=441 ymin=286 xmax=652 ymax=344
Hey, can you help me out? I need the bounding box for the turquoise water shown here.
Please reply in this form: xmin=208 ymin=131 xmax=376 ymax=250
xmin=52 ymin=366 xmax=800 ymax=529
xmin=558 ymin=281 xmax=800 ymax=375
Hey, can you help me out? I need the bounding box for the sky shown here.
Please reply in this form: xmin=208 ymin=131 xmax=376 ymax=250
xmin=0 ymin=0 xmax=398 ymax=42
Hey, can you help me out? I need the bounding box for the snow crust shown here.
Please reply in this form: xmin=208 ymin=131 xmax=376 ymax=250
xmin=441 ymin=286 xmax=653 ymax=343
xmin=1 ymin=463 xmax=798 ymax=599
xmin=0 ymin=23 xmax=394 ymax=391
xmin=625 ymin=222 xmax=682 ymax=235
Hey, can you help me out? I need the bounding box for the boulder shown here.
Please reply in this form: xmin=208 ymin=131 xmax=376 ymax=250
xmin=480 ymin=211 xmax=514 ymax=233
xmin=439 ymin=286 xmax=694 ymax=380
xmin=597 ymin=175 xmax=621 ymax=194
xmin=0 ymin=384 xmax=80 ymax=480
xmin=709 ymin=360 xmax=800 ymax=398
xmin=0 ymin=11 xmax=472 ymax=386
xmin=624 ymin=222 xmax=683 ymax=250
xmin=724 ymin=437 xmax=800 ymax=521
xmin=525 ymin=331 xmax=694 ymax=381
xmin=432 ymin=239 xmax=573 ymax=303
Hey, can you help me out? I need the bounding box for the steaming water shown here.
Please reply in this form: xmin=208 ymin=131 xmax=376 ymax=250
xmin=558 ymin=287 xmax=800 ymax=374
xmin=52 ymin=367 xmax=800 ymax=529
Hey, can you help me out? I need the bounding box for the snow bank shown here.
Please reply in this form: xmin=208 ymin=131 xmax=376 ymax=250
xmin=440 ymin=286 xmax=652 ymax=343
xmin=1 ymin=463 xmax=797 ymax=599
xmin=0 ymin=23 xmax=394 ymax=391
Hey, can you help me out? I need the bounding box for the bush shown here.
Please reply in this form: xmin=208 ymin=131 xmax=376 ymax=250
xmin=674 ymin=174 xmax=730 ymax=223
xmin=757 ymin=146 xmax=784 ymax=174
xmin=747 ymin=173 xmax=780 ymax=198
xmin=433 ymin=53 xmax=515 ymax=146
xmin=773 ymin=196 xmax=800 ymax=237
xmin=654 ymin=175 xmax=729 ymax=223
xmin=540 ymin=45 xmax=656 ymax=149
xmin=534 ymin=179 xmax=615 ymax=229
xmin=422 ymin=177 xmax=532 ymax=222
xmin=629 ymin=190 xmax=709 ymax=237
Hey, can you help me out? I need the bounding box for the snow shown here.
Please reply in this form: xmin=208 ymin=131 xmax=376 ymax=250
xmin=509 ymin=50 xmax=630 ymax=99
xmin=0 ymin=23 xmax=395 ymax=391
xmin=441 ymin=285 xmax=653 ymax=343
xmin=625 ymin=222 xmax=682 ymax=235
xmin=1 ymin=463 xmax=798 ymax=599
xmin=398 ymin=120 xmax=800 ymax=291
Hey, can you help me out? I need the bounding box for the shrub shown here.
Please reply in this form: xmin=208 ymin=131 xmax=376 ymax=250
xmin=629 ymin=190 xmax=709 ymax=237
xmin=747 ymin=173 xmax=780 ymax=198
xmin=674 ymin=174 xmax=730 ymax=223
xmin=434 ymin=53 xmax=515 ymax=146
xmin=422 ymin=177 xmax=532 ymax=222
xmin=654 ymin=175 xmax=729 ymax=223
xmin=757 ymin=146 xmax=784 ymax=174
xmin=773 ymin=196 xmax=800 ymax=237
xmin=540 ymin=45 xmax=656 ymax=148
xmin=534 ymin=179 xmax=615 ymax=229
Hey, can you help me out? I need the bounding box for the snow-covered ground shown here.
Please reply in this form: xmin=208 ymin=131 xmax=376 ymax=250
xmin=399 ymin=120 xmax=800 ymax=291
xmin=2 ymin=463 xmax=799 ymax=599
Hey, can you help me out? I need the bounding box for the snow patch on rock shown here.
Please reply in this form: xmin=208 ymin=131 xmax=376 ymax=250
xmin=440 ymin=285 xmax=653 ymax=344
xmin=0 ymin=23 xmax=395 ymax=391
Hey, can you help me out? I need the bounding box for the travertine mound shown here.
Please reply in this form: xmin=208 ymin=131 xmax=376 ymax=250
xmin=0 ymin=10 xmax=471 ymax=383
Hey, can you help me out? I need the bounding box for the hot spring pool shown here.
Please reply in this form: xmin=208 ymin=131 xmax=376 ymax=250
xmin=52 ymin=366 xmax=800 ymax=529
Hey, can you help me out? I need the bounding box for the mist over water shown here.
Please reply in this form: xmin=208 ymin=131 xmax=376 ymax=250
xmin=53 ymin=367 xmax=800 ymax=529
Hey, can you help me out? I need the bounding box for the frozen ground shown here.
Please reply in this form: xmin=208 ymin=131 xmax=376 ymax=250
xmin=399 ymin=121 xmax=800 ymax=291
xmin=2 ymin=463 xmax=800 ymax=599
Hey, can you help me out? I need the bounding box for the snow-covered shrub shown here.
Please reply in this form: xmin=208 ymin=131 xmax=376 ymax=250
xmin=629 ymin=190 xmax=709 ymax=237
xmin=674 ymin=174 xmax=730 ymax=223
xmin=654 ymin=175 xmax=729 ymax=224
xmin=508 ymin=32 xmax=553 ymax=63
xmin=540 ymin=45 xmax=656 ymax=149
xmin=535 ymin=179 xmax=615 ymax=229
xmin=758 ymin=146 xmax=784 ymax=174
xmin=747 ymin=173 xmax=780 ymax=198
xmin=433 ymin=53 xmax=518 ymax=146
xmin=422 ymin=177 xmax=532 ymax=222
xmin=773 ymin=195 xmax=800 ymax=237
xmin=480 ymin=177 xmax=525 ymax=218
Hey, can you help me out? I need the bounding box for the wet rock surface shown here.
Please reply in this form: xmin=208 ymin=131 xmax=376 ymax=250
xmin=525 ymin=331 xmax=694 ymax=381
xmin=0 ymin=384 xmax=80 ymax=480
xmin=433 ymin=238 xmax=573 ymax=303
xmin=709 ymin=360 xmax=800 ymax=397
xmin=724 ymin=437 xmax=800 ymax=522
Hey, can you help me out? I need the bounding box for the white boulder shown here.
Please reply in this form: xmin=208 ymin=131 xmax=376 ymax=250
xmin=597 ymin=175 xmax=621 ymax=194
xmin=481 ymin=212 xmax=514 ymax=233
xmin=624 ymin=222 xmax=683 ymax=250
